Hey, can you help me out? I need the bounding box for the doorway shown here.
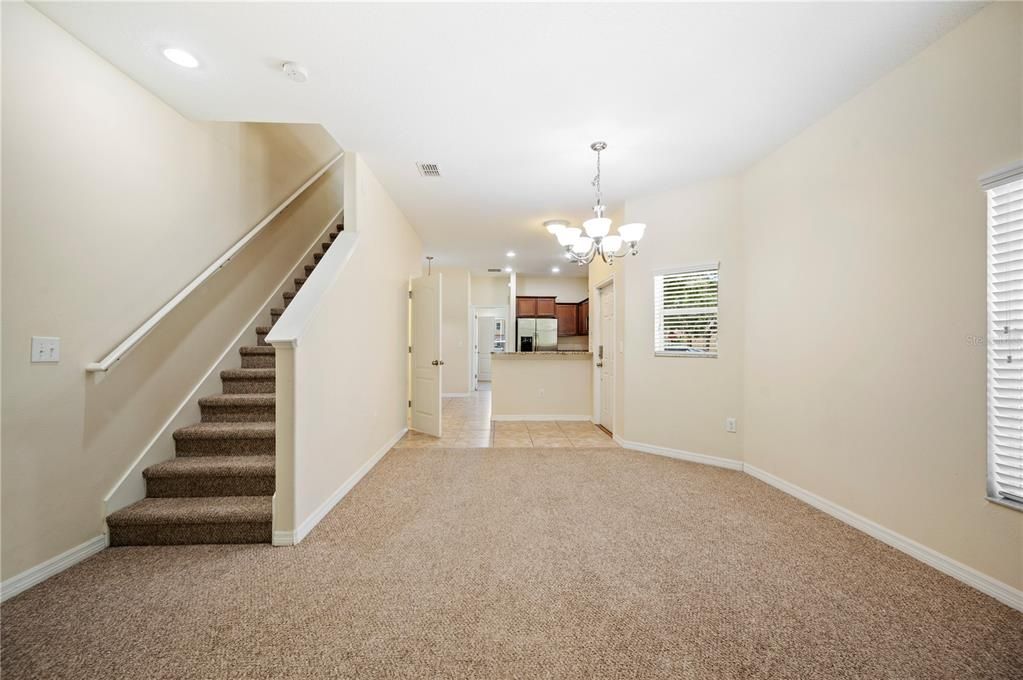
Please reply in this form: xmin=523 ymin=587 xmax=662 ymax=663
xmin=409 ymin=273 xmax=443 ymax=436
xmin=472 ymin=307 xmax=507 ymax=391
xmin=595 ymin=278 xmax=615 ymax=435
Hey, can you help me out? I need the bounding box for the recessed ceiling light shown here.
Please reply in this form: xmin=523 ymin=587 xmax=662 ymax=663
xmin=504 ymin=266 xmax=513 ymax=273
xmin=163 ymin=47 xmax=199 ymax=69
xmin=551 ymin=267 xmax=560 ymax=273
xmin=506 ymin=251 xmax=516 ymax=258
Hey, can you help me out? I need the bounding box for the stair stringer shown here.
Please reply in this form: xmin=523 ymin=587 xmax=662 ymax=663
xmin=102 ymin=207 xmax=344 ymax=520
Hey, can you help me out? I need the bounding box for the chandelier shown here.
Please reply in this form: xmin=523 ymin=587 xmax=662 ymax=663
xmin=545 ymin=141 xmax=646 ymax=266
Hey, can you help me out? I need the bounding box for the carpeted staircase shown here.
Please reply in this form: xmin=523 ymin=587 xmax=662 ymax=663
xmin=105 ymin=220 xmax=344 ymax=546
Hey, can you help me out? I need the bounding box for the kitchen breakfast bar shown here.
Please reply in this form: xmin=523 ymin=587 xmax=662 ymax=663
xmin=490 ymin=351 xmax=593 ymax=421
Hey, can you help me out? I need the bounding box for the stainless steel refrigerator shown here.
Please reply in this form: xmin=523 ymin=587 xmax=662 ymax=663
xmin=517 ymin=318 xmax=558 ymax=352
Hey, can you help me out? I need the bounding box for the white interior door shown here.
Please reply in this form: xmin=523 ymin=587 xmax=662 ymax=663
xmin=411 ymin=274 xmax=442 ymax=436
xmin=599 ymin=282 xmax=615 ymax=432
xmin=477 ymin=316 xmax=496 ymax=381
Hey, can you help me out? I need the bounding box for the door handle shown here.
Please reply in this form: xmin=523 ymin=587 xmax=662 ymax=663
xmin=432 ymin=360 xmax=445 ymax=366
xmin=595 ymin=361 xmax=604 ymax=367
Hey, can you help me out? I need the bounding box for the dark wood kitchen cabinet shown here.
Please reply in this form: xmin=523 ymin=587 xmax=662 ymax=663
xmin=517 ymin=296 xmax=556 ymax=318
xmin=516 ymin=296 xmax=537 ymax=317
xmin=556 ymin=304 xmax=578 ymax=336
xmin=536 ymin=297 xmax=556 ymax=318
xmin=578 ymin=299 xmax=589 ymax=335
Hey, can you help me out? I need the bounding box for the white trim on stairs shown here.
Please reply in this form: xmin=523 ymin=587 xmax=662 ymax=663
xmin=614 ymin=436 xmax=1023 ymax=613
xmin=272 ymin=427 xmax=408 ymax=546
xmin=0 ymin=535 xmax=108 ymax=602
xmin=103 ymin=208 xmax=345 ymax=517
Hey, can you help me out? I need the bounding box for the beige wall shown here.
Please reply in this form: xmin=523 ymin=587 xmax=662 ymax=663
xmin=1 ymin=3 xmax=342 ymax=579
xmin=278 ymin=153 xmax=421 ymax=534
xmin=492 ymin=355 xmax=592 ymax=419
xmin=470 ymin=274 xmax=510 ymax=308
xmin=517 ymin=275 xmax=589 ymax=303
xmin=742 ymin=3 xmax=1022 ymax=590
xmin=436 ymin=267 xmax=472 ymax=394
xmin=621 ymin=176 xmax=744 ymax=460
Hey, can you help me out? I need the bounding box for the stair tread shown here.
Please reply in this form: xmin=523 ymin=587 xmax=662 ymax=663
xmin=239 ymin=346 xmax=274 ymax=355
xmin=174 ymin=422 xmax=275 ymax=440
xmin=283 ymin=291 xmax=295 ymax=299
xmin=271 ymin=307 xmax=284 ymax=315
xmin=107 ymin=496 xmax=271 ymax=527
xmin=198 ymin=394 xmax=275 ymax=407
xmin=255 ymin=326 xmax=271 ymax=334
xmin=221 ymin=368 xmax=275 ymax=379
xmin=144 ymin=456 xmax=274 ymax=479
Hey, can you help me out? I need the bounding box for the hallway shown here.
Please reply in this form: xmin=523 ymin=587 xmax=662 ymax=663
xmin=396 ymin=385 xmax=620 ymax=448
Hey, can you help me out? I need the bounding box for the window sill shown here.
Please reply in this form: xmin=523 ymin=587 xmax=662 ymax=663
xmin=987 ymin=495 xmax=1023 ymax=514
xmin=655 ymin=351 xmax=718 ymax=358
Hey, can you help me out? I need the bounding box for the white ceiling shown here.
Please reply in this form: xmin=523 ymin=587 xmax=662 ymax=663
xmin=36 ymin=1 xmax=981 ymax=275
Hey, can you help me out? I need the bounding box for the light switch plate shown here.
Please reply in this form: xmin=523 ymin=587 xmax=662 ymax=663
xmin=725 ymin=417 xmax=737 ymax=433
xmin=31 ymin=336 xmax=60 ymax=363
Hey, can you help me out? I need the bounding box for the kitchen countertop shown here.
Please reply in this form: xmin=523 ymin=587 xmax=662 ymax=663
xmin=492 ymin=351 xmax=592 ymax=360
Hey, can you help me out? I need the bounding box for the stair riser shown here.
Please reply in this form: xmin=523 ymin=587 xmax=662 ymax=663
xmin=200 ymin=404 xmax=275 ymax=423
xmin=223 ymin=377 xmax=274 ymax=393
xmin=271 ymin=312 xmax=281 ymax=324
xmin=305 ymin=265 xmax=315 ymax=277
xmin=146 ymin=476 xmax=275 ymax=498
xmin=256 ymin=332 xmax=269 ymax=347
xmin=109 ymin=522 xmax=271 ymax=547
xmin=241 ymin=354 xmax=275 ymax=369
xmin=175 ymin=435 xmax=274 ymax=456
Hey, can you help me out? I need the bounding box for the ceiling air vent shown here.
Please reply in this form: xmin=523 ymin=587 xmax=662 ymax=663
xmin=416 ymin=162 xmax=441 ymax=177
xmin=487 ymin=268 xmax=502 ymax=273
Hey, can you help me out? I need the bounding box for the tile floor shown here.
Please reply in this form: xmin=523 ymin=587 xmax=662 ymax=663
xmin=395 ymin=384 xmax=619 ymax=449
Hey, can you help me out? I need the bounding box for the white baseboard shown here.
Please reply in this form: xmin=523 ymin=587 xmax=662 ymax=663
xmin=492 ymin=414 xmax=591 ymax=421
xmin=0 ymin=534 xmax=108 ymax=602
xmin=615 ymin=436 xmax=744 ymax=471
xmin=744 ymin=464 xmax=1023 ymax=613
xmin=273 ymin=427 xmax=407 ymax=546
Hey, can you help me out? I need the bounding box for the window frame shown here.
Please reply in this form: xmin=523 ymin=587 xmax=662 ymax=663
xmin=653 ymin=262 xmax=720 ymax=359
xmin=983 ymin=162 xmax=1023 ymax=514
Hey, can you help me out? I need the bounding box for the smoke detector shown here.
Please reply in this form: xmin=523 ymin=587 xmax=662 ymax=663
xmin=282 ymin=62 xmax=309 ymax=83
xmin=416 ymin=162 xmax=441 ymax=177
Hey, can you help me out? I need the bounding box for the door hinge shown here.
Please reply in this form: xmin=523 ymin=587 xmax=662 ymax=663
xmin=408 ymin=290 xmax=413 ymax=299
xmin=408 ymin=400 xmax=412 ymax=407
xmin=408 ymin=345 xmax=412 ymax=354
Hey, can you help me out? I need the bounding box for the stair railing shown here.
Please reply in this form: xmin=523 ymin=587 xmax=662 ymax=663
xmin=86 ymin=152 xmax=344 ymax=373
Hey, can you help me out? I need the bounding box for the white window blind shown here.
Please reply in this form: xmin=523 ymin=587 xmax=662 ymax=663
xmin=654 ymin=263 xmax=719 ymax=357
xmin=987 ymin=175 xmax=1023 ymax=505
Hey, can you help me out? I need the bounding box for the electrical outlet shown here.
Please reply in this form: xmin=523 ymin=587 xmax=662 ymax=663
xmin=31 ymin=336 xmax=60 ymax=363
xmin=725 ymin=417 xmax=737 ymax=433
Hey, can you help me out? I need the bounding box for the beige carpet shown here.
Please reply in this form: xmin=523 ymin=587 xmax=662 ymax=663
xmin=3 ymin=447 xmax=1021 ymax=679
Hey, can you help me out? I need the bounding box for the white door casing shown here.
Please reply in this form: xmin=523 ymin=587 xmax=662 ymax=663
xmin=411 ymin=273 xmax=443 ymax=436
xmin=599 ymin=281 xmax=615 ymax=432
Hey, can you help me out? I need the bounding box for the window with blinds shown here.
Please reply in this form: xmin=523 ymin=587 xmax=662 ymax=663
xmin=987 ymin=173 xmax=1023 ymax=506
xmin=654 ymin=263 xmax=719 ymax=357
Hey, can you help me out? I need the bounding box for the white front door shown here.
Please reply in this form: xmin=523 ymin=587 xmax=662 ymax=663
xmin=411 ymin=273 xmax=442 ymax=436
xmin=477 ymin=316 xmax=496 ymax=382
xmin=599 ymin=282 xmax=614 ymax=432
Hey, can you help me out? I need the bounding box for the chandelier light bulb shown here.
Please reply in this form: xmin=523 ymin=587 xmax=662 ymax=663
xmin=557 ymin=227 xmax=581 ymax=247
xmin=602 ymin=235 xmax=623 ymax=254
xmin=572 ymin=236 xmax=593 ymax=254
xmin=583 ymin=217 xmax=611 ymax=239
xmin=618 ymin=223 xmax=646 ymax=243
xmin=544 ymin=220 xmax=569 ymax=234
